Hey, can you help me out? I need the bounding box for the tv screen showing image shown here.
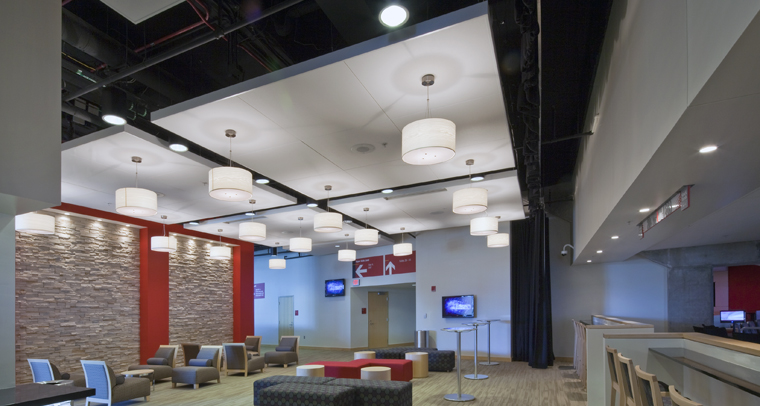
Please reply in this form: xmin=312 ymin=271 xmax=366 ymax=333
xmin=720 ymin=310 xmax=746 ymax=323
xmin=325 ymin=279 xmax=346 ymax=297
xmin=442 ymin=295 xmax=475 ymax=318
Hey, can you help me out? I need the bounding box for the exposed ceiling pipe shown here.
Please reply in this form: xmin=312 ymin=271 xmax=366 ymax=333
xmin=62 ymin=0 xmax=306 ymax=102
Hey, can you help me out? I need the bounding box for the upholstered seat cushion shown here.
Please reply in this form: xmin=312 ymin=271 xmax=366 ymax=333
xmin=324 ymin=379 xmax=412 ymax=406
xmin=253 ymin=376 xmax=336 ymax=405
xmin=111 ymin=377 xmax=151 ymax=404
xmin=68 ymin=372 xmax=86 ymax=387
xmin=172 ymin=366 xmax=220 ymax=386
xmin=265 ymin=351 xmax=298 ymax=366
xmin=247 ymin=356 xmax=266 ymax=372
xmin=259 ymin=383 xmax=355 ymax=406
xmin=276 ymin=337 xmax=298 ymax=352
xmin=128 ymin=364 xmax=173 ymax=381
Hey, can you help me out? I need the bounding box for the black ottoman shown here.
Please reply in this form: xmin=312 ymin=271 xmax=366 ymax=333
xmin=253 ymin=376 xmax=336 ymax=405
xmin=428 ymin=350 xmax=455 ymax=372
xmin=259 ymin=383 xmax=354 ymax=406
xmin=325 ymin=378 xmax=412 ymax=406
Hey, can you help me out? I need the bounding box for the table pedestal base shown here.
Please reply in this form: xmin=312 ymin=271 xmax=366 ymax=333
xmin=464 ymin=373 xmax=488 ymax=380
xmin=478 ymin=361 xmax=499 ymax=366
xmin=444 ymin=393 xmax=476 ymax=402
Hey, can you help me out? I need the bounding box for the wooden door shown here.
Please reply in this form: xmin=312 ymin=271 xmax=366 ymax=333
xmin=368 ymin=291 xmax=389 ymax=348
xmin=278 ymin=296 xmax=294 ymax=339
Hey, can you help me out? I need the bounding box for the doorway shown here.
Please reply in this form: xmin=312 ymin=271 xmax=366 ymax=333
xmin=368 ymin=291 xmax=389 ymax=348
xmin=278 ymin=296 xmax=294 ymax=339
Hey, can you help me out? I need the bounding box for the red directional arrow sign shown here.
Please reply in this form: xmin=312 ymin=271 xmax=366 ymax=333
xmin=353 ymin=256 xmax=384 ymax=278
xmin=384 ymin=252 xmax=416 ymax=275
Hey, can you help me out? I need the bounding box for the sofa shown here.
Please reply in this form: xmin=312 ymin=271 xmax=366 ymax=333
xmin=172 ymin=345 xmax=222 ymax=389
xmin=128 ymin=344 xmax=178 ymax=382
xmin=264 ymin=336 xmax=299 ymax=367
xmin=307 ymin=359 xmax=413 ymax=381
xmin=253 ymin=375 xmax=412 ymax=406
xmin=370 ymin=346 xmax=456 ymax=372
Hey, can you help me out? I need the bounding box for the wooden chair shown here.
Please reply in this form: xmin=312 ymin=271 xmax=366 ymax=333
xmin=616 ymin=353 xmax=642 ymax=406
xmin=81 ymin=360 xmax=150 ymax=405
xmin=605 ymin=346 xmax=625 ymax=406
xmin=634 ymin=365 xmax=670 ymax=406
xmin=669 ymin=385 xmax=702 ymax=406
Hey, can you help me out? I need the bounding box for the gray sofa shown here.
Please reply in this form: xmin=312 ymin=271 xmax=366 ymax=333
xmin=128 ymin=344 xmax=178 ymax=382
xmin=264 ymin=336 xmax=299 ymax=367
xmin=172 ymin=345 xmax=222 ymax=389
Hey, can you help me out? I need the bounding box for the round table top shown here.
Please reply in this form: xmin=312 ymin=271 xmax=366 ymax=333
xmin=441 ymin=326 xmax=475 ymax=333
xmin=297 ymin=365 xmax=324 ymax=370
xmin=463 ymin=322 xmax=488 ymax=327
xmin=361 ymin=366 xmax=391 ymax=372
xmin=477 ymin=319 xmax=501 ymax=323
xmin=122 ymin=369 xmax=154 ymax=375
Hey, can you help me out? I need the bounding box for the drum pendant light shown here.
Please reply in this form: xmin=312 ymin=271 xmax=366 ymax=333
xmin=393 ymin=227 xmax=413 ymax=256
xmin=208 ymin=129 xmax=253 ymax=202
xmin=269 ymin=244 xmax=286 ymax=269
xmin=402 ymin=74 xmax=456 ymax=165
xmin=209 ymin=228 xmax=232 ymax=259
xmin=338 ymin=234 xmax=356 ymax=262
xmin=470 ymin=216 xmax=498 ymax=236
xmin=15 ymin=212 xmax=55 ymax=234
xmin=151 ymin=215 xmax=177 ymax=252
xmin=115 ymin=156 xmax=158 ymax=217
xmin=354 ymin=207 xmax=379 ymax=245
xmin=313 ymin=185 xmax=342 ymax=233
xmin=487 ymin=233 xmax=510 ymax=248
xmin=290 ymin=217 xmax=312 ymax=253
xmin=239 ymin=199 xmax=266 ymax=242
xmin=453 ymin=159 xmax=488 ymax=214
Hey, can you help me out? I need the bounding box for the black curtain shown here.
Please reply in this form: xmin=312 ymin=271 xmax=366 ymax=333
xmin=511 ymin=208 xmax=554 ymax=368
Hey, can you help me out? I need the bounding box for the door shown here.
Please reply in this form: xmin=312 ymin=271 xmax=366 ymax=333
xmin=368 ymin=291 xmax=389 ymax=348
xmin=278 ymin=296 xmax=294 ymax=339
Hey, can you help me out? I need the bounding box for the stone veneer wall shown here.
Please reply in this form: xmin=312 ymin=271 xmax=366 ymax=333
xmin=169 ymin=236 xmax=233 ymax=366
xmin=15 ymin=212 xmax=141 ymax=383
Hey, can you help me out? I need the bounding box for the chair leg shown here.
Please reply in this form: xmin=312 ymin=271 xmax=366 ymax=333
xmin=217 ymin=377 xmax=221 ymax=383
xmin=283 ymin=364 xmax=287 ymax=368
xmin=226 ymin=371 xmax=229 ymax=376
xmin=194 ymin=384 xmax=199 ymax=389
xmin=172 ymin=383 xmax=177 ymax=388
xmin=610 ymin=387 xmax=616 ymax=406
xmin=145 ymin=395 xmax=150 ymax=401
xmin=245 ymin=371 xmax=248 ymax=377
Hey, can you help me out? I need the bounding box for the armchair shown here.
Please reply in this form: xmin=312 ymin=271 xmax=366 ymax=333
xmin=128 ymin=344 xmax=178 ymax=382
xmin=172 ymin=345 xmax=222 ymax=389
xmin=80 ymin=360 xmax=150 ymax=406
xmin=264 ymin=336 xmax=299 ymax=368
xmin=223 ymin=343 xmax=265 ymax=376
xmin=28 ymin=359 xmax=86 ymax=387
xmin=244 ymin=336 xmax=262 ymax=356
xmin=181 ymin=343 xmax=201 ymax=367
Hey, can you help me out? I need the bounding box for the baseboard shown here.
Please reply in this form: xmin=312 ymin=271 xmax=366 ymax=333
xmin=299 ymin=342 xmax=416 ymax=351
xmin=459 ymin=355 xmax=511 ymax=362
xmin=388 ymin=342 xmax=415 ymax=348
xmin=555 ymin=356 xmax=573 ymax=363
xmin=299 ymin=346 xmax=355 ymax=351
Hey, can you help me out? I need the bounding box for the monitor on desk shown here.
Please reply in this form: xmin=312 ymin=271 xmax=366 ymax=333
xmin=720 ymin=310 xmax=746 ymax=323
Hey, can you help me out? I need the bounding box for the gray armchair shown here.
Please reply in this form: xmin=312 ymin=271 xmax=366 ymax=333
xmin=172 ymin=345 xmax=222 ymax=389
xmin=128 ymin=344 xmax=178 ymax=382
xmin=81 ymin=360 xmax=150 ymax=405
xmin=264 ymin=336 xmax=299 ymax=367
xmin=223 ymin=343 xmax=265 ymax=376
xmin=28 ymin=359 xmax=86 ymax=387
xmin=244 ymin=336 xmax=262 ymax=356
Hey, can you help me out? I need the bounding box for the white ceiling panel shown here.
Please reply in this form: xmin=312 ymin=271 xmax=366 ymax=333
xmin=346 ymin=160 xmax=438 ymax=191
xmin=100 ymin=0 xmax=184 ymax=24
xmin=283 ymin=171 xmax=369 ymax=198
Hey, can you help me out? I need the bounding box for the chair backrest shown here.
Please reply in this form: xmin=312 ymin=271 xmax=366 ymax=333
xmin=222 ymin=343 xmax=247 ymax=370
xmin=182 ymin=343 xmax=201 ymax=366
xmin=635 ymin=365 xmax=665 ymax=406
xmin=245 ymin=336 xmax=262 ymax=353
xmin=158 ymin=344 xmax=180 ymax=368
xmin=28 ymin=359 xmax=54 ymax=383
xmin=80 ymin=360 xmax=112 ymax=404
xmin=198 ymin=345 xmax=223 ymax=371
xmin=669 ymin=385 xmax=702 ymax=406
xmin=279 ymin=335 xmax=300 ymax=356
xmin=617 ymin=353 xmax=641 ymax=406
xmin=605 ymin=346 xmax=620 ymax=387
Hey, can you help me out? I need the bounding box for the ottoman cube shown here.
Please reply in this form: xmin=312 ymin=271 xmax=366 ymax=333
xmin=325 ymin=379 xmax=412 ymax=406
xmin=428 ymin=350 xmax=455 ymax=372
xmin=253 ymin=376 xmax=336 ymax=405
xmin=172 ymin=366 xmax=220 ymax=389
xmin=259 ymin=383 xmax=355 ymax=406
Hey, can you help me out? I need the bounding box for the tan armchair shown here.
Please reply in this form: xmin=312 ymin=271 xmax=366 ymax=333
xmin=223 ymin=343 xmax=265 ymax=376
xmin=244 ymin=336 xmax=262 ymax=356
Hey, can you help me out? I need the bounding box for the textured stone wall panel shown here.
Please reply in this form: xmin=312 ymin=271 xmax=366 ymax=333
xmin=15 ymin=213 xmax=140 ymax=383
xmin=169 ymin=236 xmax=233 ymax=366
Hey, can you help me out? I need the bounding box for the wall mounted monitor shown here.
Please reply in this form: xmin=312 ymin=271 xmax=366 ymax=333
xmin=720 ymin=310 xmax=746 ymax=323
xmin=325 ymin=279 xmax=346 ymax=297
xmin=442 ymin=295 xmax=476 ymax=318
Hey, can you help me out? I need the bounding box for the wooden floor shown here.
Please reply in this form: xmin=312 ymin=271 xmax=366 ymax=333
xmin=73 ymin=346 xmax=587 ymax=406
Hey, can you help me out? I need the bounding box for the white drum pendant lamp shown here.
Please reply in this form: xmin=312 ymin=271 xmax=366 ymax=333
xmin=314 ymin=185 xmax=342 ymax=233
xmin=239 ymin=199 xmax=266 ymax=241
xmin=269 ymin=258 xmax=286 ymax=269
xmin=393 ymin=227 xmax=413 ymax=256
xmin=354 ymin=208 xmax=378 ymax=245
xmin=402 ymin=74 xmax=455 ymax=165
xmin=15 ymin=212 xmax=55 ymax=234
xmin=210 ymin=228 xmax=232 ymax=259
xmin=453 ymin=187 xmax=488 ymax=214
xmin=151 ymin=215 xmax=177 ymax=252
xmin=338 ymin=234 xmax=356 ymax=262
xmin=487 ymin=233 xmax=510 ymax=248
xmin=208 ymin=130 xmax=253 ymax=202
xmin=115 ymin=157 xmax=158 ymax=217
xmin=290 ymin=217 xmax=312 ymax=253
xmin=470 ymin=216 xmax=498 ymax=236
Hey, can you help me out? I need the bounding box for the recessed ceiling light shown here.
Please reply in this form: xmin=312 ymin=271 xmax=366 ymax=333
xmin=188 ymin=221 xmax=200 ymax=226
xmin=307 ymin=203 xmax=318 ymax=208
xmin=611 ymin=235 xmax=619 ymax=239
xmin=379 ymin=5 xmax=409 ymax=27
xmin=169 ymin=143 xmax=188 ymax=152
xmin=102 ymin=114 xmax=126 ymax=125
xmin=382 ymin=189 xmax=393 ymax=194
xmin=64 ymin=213 xmax=70 ymax=216
xmin=245 ymin=212 xmax=255 ymax=216
xmin=699 ymin=145 xmax=718 ymax=153
xmin=256 ymin=179 xmax=270 ymax=184
xmin=587 ymin=260 xmax=592 ymax=263
xmin=97 ymin=219 xmax=103 ymax=222
xmin=596 ymin=250 xmax=603 ymax=254
xmin=471 ymin=176 xmax=485 ymax=182
xmin=639 ymin=208 xmax=650 ymax=213
xmin=335 ymin=245 xmax=340 ymax=248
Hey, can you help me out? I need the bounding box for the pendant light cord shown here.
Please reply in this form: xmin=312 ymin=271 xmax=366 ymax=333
xmin=426 ymin=85 xmax=430 ymax=118
xmin=135 ymin=162 xmax=139 ymax=188
xmin=229 ymin=136 xmax=233 ymax=167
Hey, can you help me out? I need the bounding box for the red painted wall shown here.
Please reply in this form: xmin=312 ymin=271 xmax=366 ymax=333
xmin=728 ymin=265 xmax=760 ymax=313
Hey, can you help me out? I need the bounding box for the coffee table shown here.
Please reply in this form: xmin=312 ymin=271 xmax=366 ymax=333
xmin=121 ymin=369 xmax=155 ymax=391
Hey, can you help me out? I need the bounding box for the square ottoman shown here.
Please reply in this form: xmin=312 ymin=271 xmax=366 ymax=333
xmin=325 ymin=379 xmax=412 ymax=406
xmin=259 ymin=383 xmax=355 ymax=406
xmin=253 ymin=376 xmax=336 ymax=405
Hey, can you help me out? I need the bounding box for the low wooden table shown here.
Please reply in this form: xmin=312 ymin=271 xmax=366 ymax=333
xmin=354 ymin=351 xmax=376 ymax=360
xmin=122 ymin=369 xmax=155 ymax=391
xmin=360 ymin=366 xmax=391 ymax=381
xmin=296 ymin=365 xmax=324 ymax=377
xmin=405 ymin=352 xmax=429 ymax=378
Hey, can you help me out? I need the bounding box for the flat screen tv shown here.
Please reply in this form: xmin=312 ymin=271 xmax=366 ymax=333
xmin=720 ymin=310 xmax=746 ymax=323
xmin=442 ymin=295 xmax=475 ymax=318
xmin=325 ymin=279 xmax=346 ymax=297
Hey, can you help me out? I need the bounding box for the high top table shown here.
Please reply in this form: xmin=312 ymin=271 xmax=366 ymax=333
xmin=477 ymin=319 xmax=501 ymax=365
xmin=463 ymin=322 xmax=488 ymax=380
xmin=0 ymin=383 xmax=94 ymax=406
xmin=441 ymin=327 xmax=476 ymax=402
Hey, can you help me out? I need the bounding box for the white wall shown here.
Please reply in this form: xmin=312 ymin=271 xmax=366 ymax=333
xmin=415 ymin=226 xmax=510 ymax=359
xmin=550 ymin=217 xmax=669 ymax=358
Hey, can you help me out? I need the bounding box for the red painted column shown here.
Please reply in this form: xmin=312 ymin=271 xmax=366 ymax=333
xmin=139 ymin=226 xmax=170 ymax=363
xmin=233 ymin=244 xmax=255 ymax=342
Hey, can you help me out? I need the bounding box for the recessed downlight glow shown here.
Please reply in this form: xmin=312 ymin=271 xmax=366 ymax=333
xmin=64 ymin=213 xmax=70 ymax=216
xmin=639 ymin=208 xmax=650 ymax=213
xmin=255 ymin=179 xmax=270 ymax=184
xmin=169 ymin=143 xmax=188 ymax=152
xmin=611 ymin=235 xmax=619 ymax=239
xmin=245 ymin=212 xmax=254 ymax=216
xmin=471 ymin=176 xmax=485 ymax=182
xmin=97 ymin=219 xmax=103 ymax=222
xmin=596 ymin=250 xmax=603 ymax=254
xmin=102 ymin=114 xmax=126 ymax=125
xmin=379 ymin=5 xmax=409 ymax=27
xmin=307 ymin=203 xmax=318 ymax=208
xmin=188 ymin=221 xmax=200 ymax=226
xmin=699 ymin=145 xmax=718 ymax=153
xmin=335 ymin=245 xmax=340 ymax=248
xmin=382 ymin=189 xmax=393 ymax=194
xmin=587 ymin=260 xmax=592 ymax=263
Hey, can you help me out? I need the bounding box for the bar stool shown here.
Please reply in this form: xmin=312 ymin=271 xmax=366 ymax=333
xmin=462 ymin=322 xmax=488 ymax=380
xmin=476 ymin=319 xmax=500 ymax=365
xmin=669 ymin=385 xmax=702 ymax=406
xmin=605 ymin=346 xmax=624 ymax=406
xmin=441 ymin=327 xmax=475 ymax=402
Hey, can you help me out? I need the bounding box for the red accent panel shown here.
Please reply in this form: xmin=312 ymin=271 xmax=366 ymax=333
xmin=233 ymin=244 xmax=255 ymax=342
xmin=140 ymin=226 xmax=170 ymax=363
xmin=728 ymin=265 xmax=760 ymax=312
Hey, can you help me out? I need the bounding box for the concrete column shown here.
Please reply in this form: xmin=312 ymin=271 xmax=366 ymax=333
xmin=0 ymin=215 xmax=14 ymax=388
xmin=667 ymin=266 xmax=713 ymax=332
